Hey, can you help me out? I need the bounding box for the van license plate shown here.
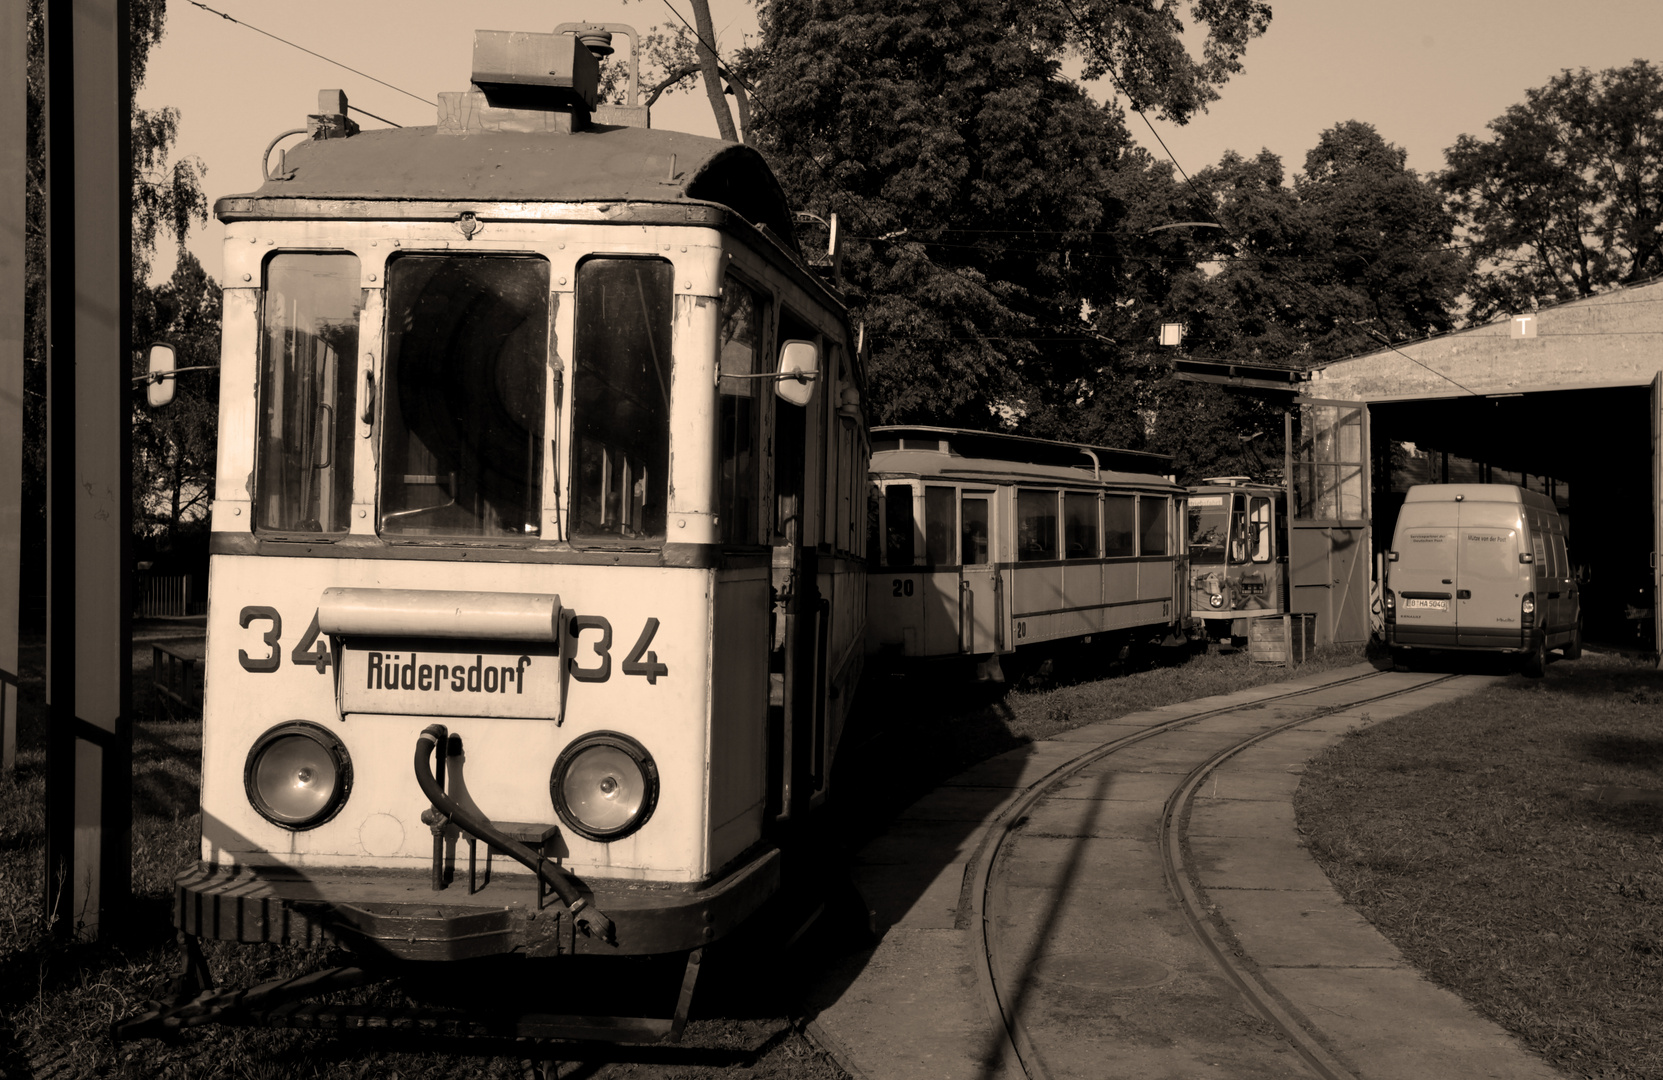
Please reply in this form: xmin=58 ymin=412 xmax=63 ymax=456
xmin=1403 ymin=598 xmax=1448 ymax=611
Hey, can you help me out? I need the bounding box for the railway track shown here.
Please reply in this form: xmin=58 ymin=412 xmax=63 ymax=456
xmin=968 ymin=669 xmax=1463 ymax=1080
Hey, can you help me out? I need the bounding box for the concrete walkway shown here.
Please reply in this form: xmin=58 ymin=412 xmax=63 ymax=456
xmin=804 ymin=663 xmax=1568 ymax=1080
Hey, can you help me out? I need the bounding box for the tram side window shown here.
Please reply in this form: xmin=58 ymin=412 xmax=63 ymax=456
xmin=961 ymin=495 xmax=990 ymax=565
xmin=884 ymin=485 xmax=914 ymax=566
xmin=1064 ymin=492 xmax=1098 ymax=559
xmin=1249 ymin=497 xmax=1273 ymax=562
xmin=718 ymin=277 xmax=768 ymax=544
xmin=1138 ymin=495 xmax=1169 ymax=556
xmin=378 ymin=255 xmax=549 ymax=537
xmin=1104 ymin=495 xmax=1135 ymax=557
xmin=256 ymin=253 xmax=362 ymax=534
xmin=925 ymin=486 xmax=955 ymax=566
xmin=571 ymin=258 xmax=672 ymax=541
xmin=1017 ymin=489 xmax=1058 ymax=562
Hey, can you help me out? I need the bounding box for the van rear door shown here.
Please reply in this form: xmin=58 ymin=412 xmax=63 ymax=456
xmin=1456 ymin=503 xmax=1524 ymax=647
xmin=1393 ymin=507 xmax=1458 ymax=641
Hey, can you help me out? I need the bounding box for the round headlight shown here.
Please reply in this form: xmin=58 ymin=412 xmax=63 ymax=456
xmin=1209 ymin=593 xmax=1225 ymax=609
xmin=244 ymin=722 xmax=352 ymax=830
xmin=551 ymin=732 xmax=658 ymax=842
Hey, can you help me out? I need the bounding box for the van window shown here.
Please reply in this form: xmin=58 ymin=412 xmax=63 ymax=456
xmin=925 ymin=486 xmax=955 ymax=566
xmin=885 ymin=485 xmax=914 ymax=566
xmin=1018 ymin=490 xmax=1058 ymax=561
xmin=1138 ymin=495 xmax=1169 ymax=557
xmin=1532 ymin=531 xmax=1548 ymax=579
xmin=1550 ymin=532 xmax=1568 ymax=580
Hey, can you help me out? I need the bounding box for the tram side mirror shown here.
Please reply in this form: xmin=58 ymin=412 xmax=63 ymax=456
xmin=146 ymin=343 xmax=177 ymax=409
xmin=776 ymin=339 xmax=818 ymax=407
xmin=1387 ymin=551 xmax=1398 ymax=562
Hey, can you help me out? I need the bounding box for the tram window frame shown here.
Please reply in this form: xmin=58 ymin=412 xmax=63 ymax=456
xmin=884 ymin=483 xmax=916 ymax=567
xmin=1063 ymin=491 xmax=1099 ymax=560
xmin=924 ymin=485 xmax=956 ymax=567
xmin=376 ymin=253 xmax=551 ymax=539
xmin=1017 ymin=489 xmax=1058 ymax=562
xmin=1248 ymin=496 xmax=1273 ymax=562
xmin=1104 ymin=494 xmax=1135 ymax=558
xmin=569 ymin=256 xmax=674 ymax=544
xmin=254 ymin=252 xmax=363 ymax=537
xmin=1138 ymin=494 xmax=1169 ymax=557
xmin=717 ymin=274 xmax=771 ymax=546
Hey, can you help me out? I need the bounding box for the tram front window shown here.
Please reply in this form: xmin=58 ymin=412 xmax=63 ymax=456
xmin=571 ymin=258 xmax=673 ymax=542
xmin=1187 ymin=497 xmax=1228 ymax=564
xmin=379 ymin=255 xmax=549 ymax=537
xmin=256 ymin=253 xmax=363 ymax=534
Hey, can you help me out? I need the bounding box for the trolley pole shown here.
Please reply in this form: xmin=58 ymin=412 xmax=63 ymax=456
xmin=1 ymin=0 xmax=25 ymax=775
xmin=43 ymin=0 xmax=133 ymax=940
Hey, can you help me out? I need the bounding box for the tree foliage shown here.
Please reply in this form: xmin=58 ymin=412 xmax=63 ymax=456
xmin=1442 ymin=60 xmax=1663 ymax=320
xmin=747 ymin=0 xmax=1271 ymax=445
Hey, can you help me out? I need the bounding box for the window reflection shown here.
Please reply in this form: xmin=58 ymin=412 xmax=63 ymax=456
xmin=379 ymin=255 xmax=548 ymax=537
xmin=257 ymin=254 xmax=362 ymax=534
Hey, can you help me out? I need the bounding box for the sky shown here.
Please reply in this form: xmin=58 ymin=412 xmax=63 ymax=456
xmin=138 ymin=0 xmax=1663 ymax=284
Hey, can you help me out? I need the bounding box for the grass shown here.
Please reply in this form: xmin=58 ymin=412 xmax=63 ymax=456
xmin=1297 ymin=649 xmax=1663 ymax=1080
xmin=0 ymin=629 xmax=1365 ymax=1079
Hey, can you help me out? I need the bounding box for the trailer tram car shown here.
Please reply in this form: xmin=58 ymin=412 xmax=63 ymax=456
xmin=132 ymin=26 xmax=871 ymax=1041
xmin=1185 ymin=477 xmax=1287 ymax=642
xmin=866 ymin=427 xmax=1186 ymax=677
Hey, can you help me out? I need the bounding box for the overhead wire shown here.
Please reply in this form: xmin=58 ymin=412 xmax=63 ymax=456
xmin=186 ymin=1 xmax=435 ymax=109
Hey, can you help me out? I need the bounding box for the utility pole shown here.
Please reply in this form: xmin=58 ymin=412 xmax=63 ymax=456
xmin=44 ymin=0 xmax=132 ymax=940
xmin=0 ymin=0 xmax=25 ymax=775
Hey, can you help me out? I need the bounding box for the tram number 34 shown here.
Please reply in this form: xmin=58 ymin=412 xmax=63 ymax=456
xmin=236 ymin=606 xmax=669 ymax=685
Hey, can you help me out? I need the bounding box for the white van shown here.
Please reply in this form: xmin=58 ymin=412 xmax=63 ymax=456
xmin=1383 ymin=484 xmax=1580 ymax=676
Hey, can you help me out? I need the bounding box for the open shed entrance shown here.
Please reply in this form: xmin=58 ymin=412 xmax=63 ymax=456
xmin=1369 ymin=384 xmax=1656 ymax=651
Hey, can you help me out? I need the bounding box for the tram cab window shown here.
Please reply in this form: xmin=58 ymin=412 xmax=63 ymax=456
xmin=1104 ymin=495 xmax=1135 ymax=557
xmin=1229 ymin=498 xmax=1249 ymax=562
xmin=961 ymin=495 xmax=990 ymax=565
xmin=1064 ymin=492 xmax=1098 ymax=559
xmin=1138 ymin=495 xmax=1169 ymax=556
xmin=378 ymin=255 xmax=548 ymax=537
xmin=884 ymin=485 xmax=914 ymax=566
xmin=718 ymin=277 xmax=767 ymax=544
xmin=570 ymin=258 xmax=673 ymax=541
xmin=1187 ymin=496 xmax=1227 ymax=561
xmin=924 ymin=486 xmax=955 ymax=566
xmin=256 ymin=253 xmax=363 ymax=535
xmin=1249 ymin=496 xmax=1273 ymax=562
xmin=1017 ymin=489 xmax=1058 ymax=562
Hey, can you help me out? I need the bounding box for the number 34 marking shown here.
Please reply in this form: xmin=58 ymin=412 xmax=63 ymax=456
xmin=238 ymin=605 xmax=669 ymax=685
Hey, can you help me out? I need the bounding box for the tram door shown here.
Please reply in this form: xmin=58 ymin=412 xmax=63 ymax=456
xmin=1286 ymin=400 xmax=1371 ymax=645
xmin=959 ymin=490 xmax=1001 ymax=653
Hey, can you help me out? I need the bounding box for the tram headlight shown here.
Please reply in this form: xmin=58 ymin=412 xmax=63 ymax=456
xmin=550 ymin=732 xmax=658 ymax=842
xmin=1209 ymin=593 xmax=1225 ymax=609
xmin=244 ymin=721 xmax=352 ymax=830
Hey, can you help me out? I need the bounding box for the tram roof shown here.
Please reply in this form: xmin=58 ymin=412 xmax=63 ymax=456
xmin=871 ymin=426 xmax=1178 ymax=489
xmin=215 ymin=123 xmax=799 ymax=244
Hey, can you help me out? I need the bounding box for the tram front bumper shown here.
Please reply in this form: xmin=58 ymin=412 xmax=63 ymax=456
xmin=174 ymin=847 xmax=780 ymax=960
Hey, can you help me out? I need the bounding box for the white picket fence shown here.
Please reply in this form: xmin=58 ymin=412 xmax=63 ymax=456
xmin=136 ymin=575 xmax=203 ymax=617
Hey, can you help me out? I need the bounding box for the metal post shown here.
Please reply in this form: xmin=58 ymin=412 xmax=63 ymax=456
xmin=44 ymin=0 xmax=132 ymax=940
xmin=0 ymin=0 xmax=25 ymax=775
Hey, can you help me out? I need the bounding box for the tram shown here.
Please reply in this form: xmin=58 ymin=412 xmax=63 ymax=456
xmin=866 ymin=426 xmax=1187 ymax=677
xmin=1185 ymin=477 xmax=1287 ymax=641
xmin=132 ymin=26 xmax=869 ymax=1041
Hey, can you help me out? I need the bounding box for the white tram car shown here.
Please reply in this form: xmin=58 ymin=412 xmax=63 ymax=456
xmin=162 ymin=28 xmax=870 ymax=1035
xmin=866 ymin=427 xmax=1186 ymax=675
xmin=1185 ymin=477 xmax=1288 ymax=641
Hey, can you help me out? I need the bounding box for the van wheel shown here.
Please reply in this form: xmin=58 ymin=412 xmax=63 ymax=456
xmin=1522 ymin=639 xmax=1547 ymax=678
xmin=1391 ymin=648 xmax=1414 ymax=672
xmin=1563 ymin=620 xmax=1583 ymax=661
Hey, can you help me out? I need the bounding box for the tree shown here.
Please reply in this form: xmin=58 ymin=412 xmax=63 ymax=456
xmin=1134 ymin=123 xmax=1465 ymax=480
xmin=747 ymin=0 xmax=1271 ymax=439
xmin=132 ymin=251 xmax=220 ymax=546
xmin=1442 ymin=60 xmax=1663 ymax=321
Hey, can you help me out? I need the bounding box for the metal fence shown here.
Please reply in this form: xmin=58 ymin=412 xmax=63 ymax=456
xmin=136 ymin=574 xmax=205 ymax=617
